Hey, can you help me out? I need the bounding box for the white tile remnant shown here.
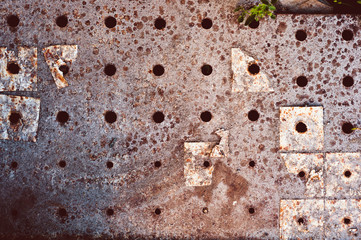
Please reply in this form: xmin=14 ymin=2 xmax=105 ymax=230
xmin=281 ymin=153 xmax=324 ymax=197
xmin=43 ymin=45 xmax=78 ymax=89
xmin=231 ymin=48 xmax=273 ymax=92
xmin=280 ymin=106 xmax=324 ymax=151
xmin=0 ymin=94 xmax=40 ymax=142
xmin=0 ymin=47 xmax=37 ymax=91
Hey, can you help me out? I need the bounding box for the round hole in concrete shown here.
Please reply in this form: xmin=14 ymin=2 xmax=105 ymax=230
xmin=107 ymin=161 xmax=114 ymax=169
xmin=9 ymin=112 xmax=21 ymax=125
xmin=202 ymin=207 xmax=208 ymax=214
xmin=296 ymin=122 xmax=307 ymax=133
xmin=249 ymin=160 xmax=256 ymax=167
xmin=342 ymin=122 xmax=354 ymax=134
xmin=298 ymin=171 xmax=305 ymax=178
xmin=201 ymin=18 xmax=212 ymax=29
xmin=201 ymin=64 xmax=213 ymax=76
xmin=248 ymin=63 xmax=260 ymax=75
xmin=104 ymin=64 xmax=116 ymax=76
xmin=154 ymin=161 xmax=161 ymax=168
xmin=342 ymin=30 xmax=353 ymax=41
xmin=296 ymin=76 xmax=308 ymax=87
xmin=11 ymin=161 xmax=18 ymax=169
xmin=154 ymin=18 xmax=166 ymax=30
xmin=153 ymin=65 xmax=164 ymax=76
xmin=203 ymin=161 xmax=210 ymax=168
xmin=59 ymin=160 xmax=66 ymax=168
xmin=104 ymin=16 xmax=116 ymax=28
xmin=200 ymin=111 xmax=212 ymax=122
xmin=248 ymin=110 xmax=259 ymax=121
xmin=7 ymin=15 xmax=19 ymax=27
xmin=343 ymin=217 xmax=351 ymax=224
xmin=56 ymin=111 xmax=69 ymax=124
xmin=153 ymin=111 xmax=165 ymax=123
xmin=297 ymin=217 xmax=305 ymax=225
xmin=155 ymin=208 xmax=161 ymax=215
xmin=58 ymin=208 xmax=67 ymax=217
xmin=248 ymin=207 xmax=255 ymax=214
xmin=7 ymin=62 xmax=20 ymax=74
xmin=249 ymin=20 xmax=259 ymax=29
xmin=344 ymin=170 xmax=352 ymax=178
xmin=11 ymin=209 xmax=18 ymax=218
xmin=56 ymin=15 xmax=68 ymax=28
xmin=342 ymin=76 xmax=354 ymax=87
xmin=104 ymin=111 xmax=117 ymax=124
xmin=59 ymin=64 xmax=69 ymax=75
xmin=106 ymin=208 xmax=114 ymax=216
xmin=295 ymin=30 xmax=307 ymax=41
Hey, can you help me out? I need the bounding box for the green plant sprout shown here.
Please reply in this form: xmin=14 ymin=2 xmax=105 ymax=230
xmin=235 ymin=0 xmax=277 ymax=26
xmin=351 ymin=127 xmax=361 ymax=131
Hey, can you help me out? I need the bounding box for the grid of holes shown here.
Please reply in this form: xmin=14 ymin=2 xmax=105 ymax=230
xmin=3 ymin=11 xmax=359 ymax=225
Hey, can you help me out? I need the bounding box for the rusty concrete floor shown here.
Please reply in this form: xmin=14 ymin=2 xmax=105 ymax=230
xmin=0 ymin=0 xmax=361 ymax=239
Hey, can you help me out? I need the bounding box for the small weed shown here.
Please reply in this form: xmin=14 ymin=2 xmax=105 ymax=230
xmin=235 ymin=0 xmax=277 ymax=26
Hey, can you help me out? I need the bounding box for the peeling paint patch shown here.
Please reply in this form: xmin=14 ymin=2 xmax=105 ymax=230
xmin=231 ymin=48 xmax=273 ymax=92
xmin=280 ymin=106 xmax=324 ymax=151
xmin=0 ymin=94 xmax=40 ymax=142
xmin=281 ymin=153 xmax=324 ymax=197
xmin=325 ymin=153 xmax=361 ymax=198
xmin=325 ymin=199 xmax=361 ymax=240
xmin=43 ymin=45 xmax=78 ymax=89
xmin=280 ymin=199 xmax=324 ymax=240
xmin=0 ymin=47 xmax=37 ymax=91
xmin=184 ymin=129 xmax=229 ymax=186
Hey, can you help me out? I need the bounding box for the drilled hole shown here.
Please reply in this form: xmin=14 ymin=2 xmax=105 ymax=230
xmin=343 ymin=217 xmax=351 ymax=225
xmin=104 ymin=64 xmax=116 ymax=76
xmin=203 ymin=161 xmax=210 ymax=168
xmin=248 ymin=63 xmax=260 ymax=75
xmin=153 ymin=111 xmax=165 ymax=123
xmin=202 ymin=207 xmax=208 ymax=214
xmin=153 ymin=65 xmax=164 ymax=76
xmin=106 ymin=161 xmax=113 ymax=169
xmin=7 ymin=15 xmax=19 ymax=27
xmin=56 ymin=111 xmax=69 ymax=124
xmin=248 ymin=110 xmax=259 ymax=121
xmin=11 ymin=209 xmax=18 ymax=217
xmin=248 ymin=207 xmax=255 ymax=214
xmin=9 ymin=112 xmax=21 ymax=125
xmin=7 ymin=62 xmax=20 ymax=74
xmin=200 ymin=111 xmax=212 ymax=122
xmin=59 ymin=160 xmax=66 ymax=168
xmin=58 ymin=208 xmax=67 ymax=217
xmin=296 ymin=76 xmax=308 ymax=87
xmin=296 ymin=30 xmax=307 ymax=41
xmin=155 ymin=208 xmax=161 ymax=215
xmin=104 ymin=111 xmax=117 ymax=124
xmin=342 ymin=122 xmax=354 ymax=134
xmin=342 ymin=30 xmax=353 ymax=41
xmin=154 ymin=18 xmax=166 ymax=30
xmin=56 ymin=15 xmax=68 ymax=28
xmin=343 ymin=76 xmax=354 ymax=87
xmin=154 ymin=161 xmax=161 ymax=168
xmin=298 ymin=171 xmax=305 ymax=178
xmin=344 ymin=170 xmax=352 ymax=178
xmin=104 ymin=16 xmax=116 ymax=28
xmin=11 ymin=161 xmax=18 ymax=169
xmin=249 ymin=20 xmax=259 ymax=29
xmin=201 ymin=64 xmax=213 ymax=76
xmin=106 ymin=208 xmax=114 ymax=216
xmin=249 ymin=161 xmax=256 ymax=167
xmin=201 ymin=18 xmax=212 ymax=29
xmin=59 ymin=64 xmax=69 ymax=75
xmin=297 ymin=217 xmax=305 ymax=225
xmin=296 ymin=122 xmax=307 ymax=133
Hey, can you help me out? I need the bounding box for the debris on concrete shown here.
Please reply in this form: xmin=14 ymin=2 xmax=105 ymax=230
xmin=0 ymin=47 xmax=37 ymax=91
xmin=280 ymin=106 xmax=324 ymax=151
xmin=43 ymin=45 xmax=78 ymax=89
xmin=281 ymin=153 xmax=324 ymax=197
xmin=231 ymin=48 xmax=274 ymax=93
xmin=325 ymin=153 xmax=361 ymax=198
xmin=0 ymin=94 xmax=40 ymax=142
xmin=210 ymin=128 xmax=229 ymax=157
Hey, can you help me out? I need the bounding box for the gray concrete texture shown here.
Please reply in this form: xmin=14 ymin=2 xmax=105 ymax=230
xmin=0 ymin=0 xmax=360 ymax=239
